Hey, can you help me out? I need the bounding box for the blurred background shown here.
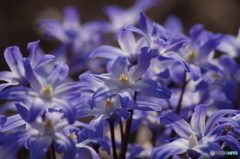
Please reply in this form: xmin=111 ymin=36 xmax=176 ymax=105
xmin=0 ymin=0 xmax=240 ymax=70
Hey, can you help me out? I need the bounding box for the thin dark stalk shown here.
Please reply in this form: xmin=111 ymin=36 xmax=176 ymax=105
xmin=46 ymin=146 xmax=52 ymax=159
xmin=119 ymin=120 xmax=124 ymax=141
xmin=51 ymin=142 xmax=56 ymax=159
xmin=176 ymin=71 xmax=188 ymax=114
xmin=109 ymin=121 xmax=117 ymax=159
xmin=233 ymin=100 xmax=238 ymax=110
xmin=119 ymin=110 xmax=134 ymax=159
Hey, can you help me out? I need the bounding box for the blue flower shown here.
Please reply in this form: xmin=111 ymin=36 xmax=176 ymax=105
xmin=0 ymin=60 xmax=81 ymax=124
xmin=151 ymin=104 xmax=240 ymax=158
xmin=0 ymin=40 xmax=55 ymax=91
xmin=90 ymin=47 xmax=171 ymax=108
xmin=104 ymin=0 xmax=159 ymax=32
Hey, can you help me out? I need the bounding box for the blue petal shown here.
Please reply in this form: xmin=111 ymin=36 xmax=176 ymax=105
xmin=132 ymin=79 xmax=171 ymax=99
xmin=157 ymin=67 xmax=170 ymax=79
xmin=4 ymin=46 xmax=24 ymax=78
xmin=90 ymin=45 xmax=126 ymax=59
xmin=54 ymin=82 xmax=82 ymax=97
xmin=0 ymin=114 xmax=25 ymax=132
xmin=215 ymin=135 xmax=240 ymax=152
xmin=0 ymin=86 xmax=30 ymax=100
xmin=47 ymin=62 xmax=69 ymax=89
xmin=34 ymin=54 xmax=55 ymax=69
xmin=160 ymin=112 xmax=195 ymax=137
xmin=52 ymin=99 xmax=76 ymax=124
xmin=111 ymin=57 xmax=128 ymax=77
xmin=118 ymin=26 xmax=136 ymax=53
xmin=37 ymin=20 xmax=67 ymax=42
xmin=222 ymin=79 xmax=238 ymax=101
xmin=189 ymin=24 xmax=204 ymax=42
xmin=189 ymin=64 xmax=201 ymax=81
xmin=164 ymin=15 xmax=183 ymax=33
xmin=151 ymin=138 xmax=188 ymax=159
xmin=23 ymin=58 xmax=42 ymax=92
xmin=0 ymin=131 xmax=30 ymax=159
xmin=198 ymin=34 xmax=223 ymax=59
xmin=115 ymin=108 xmax=131 ymax=119
xmin=139 ymin=12 xmax=148 ymax=34
xmin=129 ymin=101 xmax=162 ymax=111
xmin=15 ymin=103 xmax=29 ymax=122
xmin=28 ymin=98 xmax=45 ymax=123
xmin=30 ymin=136 xmax=52 ymax=159
xmin=191 ymin=104 xmax=208 ymax=137
xmin=63 ymin=6 xmax=80 ymax=28
xmin=89 ymin=138 xmax=111 ymax=155
xmin=27 ymin=40 xmax=40 ymax=67
xmin=205 ymin=109 xmax=238 ymax=136
xmin=0 ymin=115 xmax=7 ymax=129
xmin=129 ymin=47 xmax=153 ymax=81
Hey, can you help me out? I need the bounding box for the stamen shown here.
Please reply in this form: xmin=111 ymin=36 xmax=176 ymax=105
xmin=119 ymin=74 xmax=129 ymax=81
xmin=41 ymin=85 xmax=53 ymax=100
xmin=105 ymin=99 xmax=113 ymax=106
xmin=188 ymin=134 xmax=198 ymax=148
xmin=188 ymin=51 xmax=197 ymax=59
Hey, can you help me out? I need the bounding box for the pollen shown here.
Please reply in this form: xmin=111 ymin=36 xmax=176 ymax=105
xmin=119 ymin=74 xmax=129 ymax=81
xmin=42 ymin=85 xmax=52 ymax=93
xmin=44 ymin=120 xmax=52 ymax=127
xmin=158 ymin=38 xmax=164 ymax=41
xmin=41 ymin=85 xmax=53 ymax=100
xmin=188 ymin=51 xmax=197 ymax=59
xmin=105 ymin=99 xmax=113 ymax=106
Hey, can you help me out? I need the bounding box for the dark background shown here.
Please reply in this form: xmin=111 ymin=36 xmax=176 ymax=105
xmin=0 ymin=0 xmax=240 ymax=70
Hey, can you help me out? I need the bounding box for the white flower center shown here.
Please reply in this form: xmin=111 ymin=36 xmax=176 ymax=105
xmin=104 ymin=99 xmax=116 ymax=115
xmin=188 ymin=134 xmax=198 ymax=148
xmin=118 ymin=74 xmax=131 ymax=89
xmin=41 ymin=85 xmax=53 ymax=100
xmin=187 ymin=51 xmax=197 ymax=60
xmin=43 ymin=120 xmax=55 ymax=136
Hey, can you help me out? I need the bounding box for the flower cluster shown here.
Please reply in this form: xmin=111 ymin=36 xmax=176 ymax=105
xmin=0 ymin=1 xmax=240 ymax=159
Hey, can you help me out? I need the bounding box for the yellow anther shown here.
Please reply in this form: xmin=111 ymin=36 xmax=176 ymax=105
xmin=69 ymin=132 xmax=77 ymax=139
xmin=188 ymin=51 xmax=197 ymax=59
xmin=42 ymin=85 xmax=52 ymax=93
xmin=105 ymin=99 xmax=113 ymax=105
xmin=211 ymin=73 xmax=222 ymax=80
xmin=158 ymin=38 xmax=164 ymax=41
xmin=188 ymin=134 xmax=198 ymax=148
xmin=119 ymin=74 xmax=129 ymax=81
xmin=44 ymin=120 xmax=52 ymax=127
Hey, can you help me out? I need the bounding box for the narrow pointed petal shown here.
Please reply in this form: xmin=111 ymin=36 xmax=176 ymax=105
xmin=160 ymin=112 xmax=195 ymax=137
xmin=139 ymin=12 xmax=148 ymax=34
xmin=215 ymin=135 xmax=240 ymax=152
xmin=28 ymin=40 xmax=40 ymax=67
xmin=28 ymin=98 xmax=46 ymax=123
xmin=87 ymin=138 xmax=111 ymax=155
xmin=222 ymin=79 xmax=238 ymax=101
xmin=151 ymin=138 xmax=188 ymax=159
xmin=0 ymin=86 xmax=30 ymax=100
xmin=90 ymin=45 xmax=126 ymax=59
xmin=129 ymin=47 xmax=153 ymax=81
xmin=30 ymin=136 xmax=52 ymax=159
xmin=4 ymin=46 xmax=25 ymax=77
xmin=111 ymin=57 xmax=128 ymax=77
xmin=132 ymin=79 xmax=171 ymax=99
xmin=34 ymin=54 xmax=55 ymax=69
xmin=47 ymin=62 xmax=69 ymax=89
xmin=54 ymin=82 xmax=82 ymax=97
xmin=189 ymin=64 xmax=201 ymax=81
xmin=52 ymin=98 xmax=76 ymax=124
xmin=37 ymin=20 xmax=67 ymax=42
xmin=129 ymin=101 xmax=162 ymax=111
xmin=1 ymin=114 xmax=26 ymax=132
xmin=191 ymin=104 xmax=208 ymax=136
xmin=205 ymin=109 xmax=238 ymax=135
xmin=63 ymin=6 xmax=80 ymax=28
xmin=164 ymin=15 xmax=183 ymax=33
xmin=118 ymin=27 xmax=136 ymax=53
xmin=54 ymin=133 xmax=76 ymax=159
xmin=23 ymin=58 xmax=42 ymax=92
